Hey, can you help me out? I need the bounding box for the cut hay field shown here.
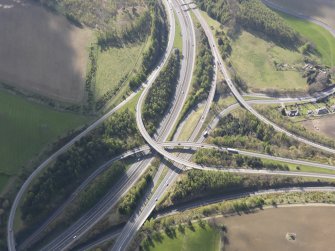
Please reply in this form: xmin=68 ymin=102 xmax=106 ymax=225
xmin=0 ymin=0 xmax=93 ymax=103
xmin=217 ymin=206 xmax=335 ymax=251
xmin=0 ymin=90 xmax=89 ymax=194
xmin=230 ymin=31 xmax=306 ymax=92
xmin=272 ymin=0 xmax=335 ymax=29
xmin=141 ymin=224 xmax=220 ymax=251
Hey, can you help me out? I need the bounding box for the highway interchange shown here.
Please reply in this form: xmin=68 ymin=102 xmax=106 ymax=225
xmin=7 ymin=0 xmax=335 ymax=250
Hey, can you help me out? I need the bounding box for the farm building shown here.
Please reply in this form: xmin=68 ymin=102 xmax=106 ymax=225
xmin=316 ymin=107 xmax=329 ymax=115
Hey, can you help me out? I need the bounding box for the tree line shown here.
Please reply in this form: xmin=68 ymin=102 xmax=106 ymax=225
xmin=237 ymin=0 xmax=300 ymax=47
xmin=20 ymin=161 xmax=127 ymax=248
xmin=97 ymin=11 xmax=151 ymax=50
xmin=209 ymin=110 xmax=333 ymax=163
xmin=195 ymin=0 xmax=301 ymax=47
xmin=179 ymin=28 xmax=214 ymax=123
xmin=118 ymin=163 xmax=158 ymax=216
xmin=143 ymin=49 xmax=181 ymax=135
xmin=161 ymin=170 xmax=333 ymax=207
xmin=129 ymin=2 xmax=169 ymax=91
xmin=194 ymin=148 xmax=289 ymax=171
xmin=20 ymin=109 xmax=142 ymax=226
xmin=96 ymin=3 xmax=168 ymax=111
xmin=84 ymin=45 xmax=98 ymax=113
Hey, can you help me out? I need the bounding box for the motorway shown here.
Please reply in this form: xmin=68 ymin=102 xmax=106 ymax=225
xmin=113 ymin=2 xmax=335 ymax=250
xmin=9 ymin=0 xmax=335 ymax=250
xmin=76 ymin=186 xmax=335 ymax=251
xmin=9 ymin=1 xmax=178 ymax=250
xmin=38 ymin=0 xmax=197 ymax=249
xmin=20 ymin=136 xmax=335 ymax=237
xmin=111 ymin=0 xmax=198 ymax=249
xmin=155 ymin=186 xmax=335 ymax=217
xmin=17 ymin=152 xmax=152 ymax=250
xmin=6 ymin=9 xmax=180 ymax=251
xmin=155 ymin=0 xmax=196 ymax=141
xmin=7 ymin=91 xmax=145 ymax=251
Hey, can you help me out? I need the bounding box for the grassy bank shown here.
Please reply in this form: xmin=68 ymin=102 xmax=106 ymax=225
xmin=278 ymin=12 xmax=335 ymax=67
xmin=230 ymin=30 xmax=306 ymax=92
xmin=95 ymin=43 xmax=147 ymax=99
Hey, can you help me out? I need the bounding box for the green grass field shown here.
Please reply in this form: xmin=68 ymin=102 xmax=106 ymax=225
xmin=0 ymin=175 xmax=10 ymax=194
xmin=261 ymin=159 xmax=335 ymax=175
xmin=199 ymin=10 xmax=223 ymax=34
xmin=230 ymin=31 xmax=306 ymax=92
xmin=178 ymin=105 xmax=205 ymax=141
xmin=142 ymin=223 xmax=220 ymax=251
xmin=278 ymin=12 xmax=335 ymax=67
xmin=0 ymin=90 xmax=89 ymax=193
xmin=95 ymin=42 xmax=146 ymax=99
xmin=174 ymin=11 xmax=183 ymax=51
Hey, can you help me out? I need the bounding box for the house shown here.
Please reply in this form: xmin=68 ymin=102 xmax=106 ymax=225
xmin=316 ymin=107 xmax=329 ymax=115
xmin=286 ymin=109 xmax=299 ymax=117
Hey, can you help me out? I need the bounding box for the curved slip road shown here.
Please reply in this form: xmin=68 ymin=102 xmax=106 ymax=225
xmin=112 ymin=0 xmax=199 ymax=249
xmin=38 ymin=0 xmax=197 ymax=249
xmin=9 ymin=1 xmax=178 ymax=250
xmin=17 ymin=148 xmax=152 ymax=250
xmin=113 ymin=2 xmax=335 ymax=250
xmin=12 ymin=1 xmax=335 ymax=250
xmin=190 ymin=5 xmax=335 ymax=155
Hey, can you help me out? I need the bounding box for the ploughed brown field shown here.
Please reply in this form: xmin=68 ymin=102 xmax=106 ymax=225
xmin=214 ymin=206 xmax=335 ymax=251
xmin=302 ymin=115 xmax=335 ymax=140
xmin=272 ymin=0 xmax=335 ymax=29
xmin=0 ymin=0 xmax=92 ymax=103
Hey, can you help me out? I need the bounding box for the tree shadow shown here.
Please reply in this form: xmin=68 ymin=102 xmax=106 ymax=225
xmin=165 ymin=226 xmax=177 ymax=239
xmin=187 ymin=220 xmax=195 ymax=232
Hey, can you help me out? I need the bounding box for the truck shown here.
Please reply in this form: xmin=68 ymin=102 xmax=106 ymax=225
xmin=227 ymin=148 xmax=239 ymax=154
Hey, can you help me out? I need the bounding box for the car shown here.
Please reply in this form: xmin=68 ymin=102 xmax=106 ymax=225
xmin=73 ymin=235 xmax=77 ymax=239
xmin=203 ymin=131 xmax=209 ymax=137
xmin=155 ymin=197 xmax=158 ymax=201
